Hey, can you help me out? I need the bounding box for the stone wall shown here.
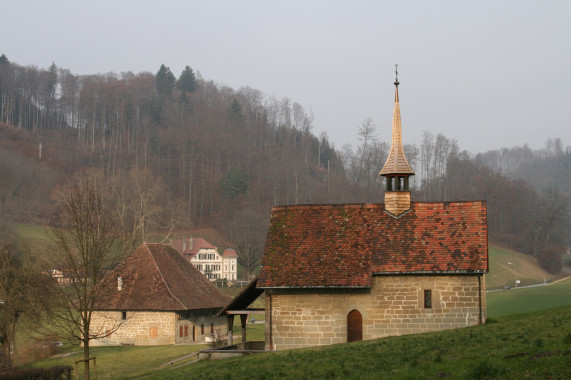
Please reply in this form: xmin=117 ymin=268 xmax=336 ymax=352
xmin=90 ymin=310 xmax=227 ymax=346
xmin=265 ymin=274 xmax=486 ymax=350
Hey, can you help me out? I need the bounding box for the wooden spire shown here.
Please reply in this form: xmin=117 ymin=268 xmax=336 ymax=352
xmin=380 ymin=65 xmax=415 ymax=177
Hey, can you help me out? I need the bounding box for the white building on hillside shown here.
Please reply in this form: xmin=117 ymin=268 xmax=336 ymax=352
xmin=172 ymin=237 xmax=238 ymax=281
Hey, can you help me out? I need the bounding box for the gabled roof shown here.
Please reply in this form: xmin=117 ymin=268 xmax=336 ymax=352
xmin=257 ymin=202 xmax=488 ymax=289
xmin=222 ymin=248 xmax=238 ymax=258
xmin=172 ymin=237 xmax=216 ymax=254
xmin=95 ymin=243 xmax=231 ymax=311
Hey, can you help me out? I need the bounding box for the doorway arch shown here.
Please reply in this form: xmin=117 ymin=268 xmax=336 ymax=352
xmin=347 ymin=309 xmax=363 ymax=342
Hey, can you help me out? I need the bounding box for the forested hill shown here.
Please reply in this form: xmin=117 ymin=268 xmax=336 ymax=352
xmin=0 ymin=54 xmax=569 ymax=274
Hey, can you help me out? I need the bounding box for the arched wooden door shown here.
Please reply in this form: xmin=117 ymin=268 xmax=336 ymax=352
xmin=347 ymin=310 xmax=363 ymax=342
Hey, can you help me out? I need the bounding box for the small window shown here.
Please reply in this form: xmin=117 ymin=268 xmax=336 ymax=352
xmin=424 ymin=290 xmax=432 ymax=309
xmin=210 ymin=323 xmax=214 ymax=334
xmin=180 ymin=326 xmax=184 ymax=337
xmin=201 ymin=324 xmax=204 ymax=335
xmin=117 ymin=277 xmax=123 ymax=291
xmin=122 ymin=311 xmax=127 ymax=320
xmin=184 ymin=325 xmax=188 ymax=337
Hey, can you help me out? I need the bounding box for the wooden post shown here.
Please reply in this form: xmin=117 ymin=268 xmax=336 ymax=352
xmin=240 ymin=314 xmax=248 ymax=343
xmin=226 ymin=315 xmax=235 ymax=345
xmin=74 ymin=357 xmax=97 ymax=380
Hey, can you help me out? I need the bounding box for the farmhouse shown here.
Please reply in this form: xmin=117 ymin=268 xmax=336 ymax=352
xmin=90 ymin=243 xmax=231 ymax=346
xmin=256 ymin=71 xmax=488 ymax=350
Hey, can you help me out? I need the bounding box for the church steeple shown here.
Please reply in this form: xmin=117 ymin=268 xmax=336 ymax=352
xmin=380 ymin=65 xmax=414 ymax=216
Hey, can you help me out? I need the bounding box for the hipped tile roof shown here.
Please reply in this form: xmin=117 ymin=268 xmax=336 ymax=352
xmin=94 ymin=243 xmax=231 ymax=311
xmin=257 ymin=202 xmax=488 ymax=289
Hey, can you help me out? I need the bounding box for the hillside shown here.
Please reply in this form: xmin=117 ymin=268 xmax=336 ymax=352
xmin=487 ymin=244 xmax=568 ymax=290
xmin=1 ymin=57 xmax=569 ymax=274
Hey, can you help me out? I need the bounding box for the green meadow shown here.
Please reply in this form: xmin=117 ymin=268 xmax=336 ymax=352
xmin=487 ymin=277 xmax=571 ymax=317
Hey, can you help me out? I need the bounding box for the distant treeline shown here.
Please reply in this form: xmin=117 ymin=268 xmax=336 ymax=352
xmin=0 ymin=53 xmax=568 ymax=273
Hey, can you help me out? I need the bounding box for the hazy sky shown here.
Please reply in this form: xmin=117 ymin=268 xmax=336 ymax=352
xmin=2 ymin=1 xmax=570 ymax=154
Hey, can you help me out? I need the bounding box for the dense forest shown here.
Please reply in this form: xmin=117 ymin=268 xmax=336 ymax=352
xmin=0 ymin=53 xmax=569 ymax=273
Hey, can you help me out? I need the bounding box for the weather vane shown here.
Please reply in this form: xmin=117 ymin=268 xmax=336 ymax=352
xmin=394 ymin=64 xmax=399 ymax=86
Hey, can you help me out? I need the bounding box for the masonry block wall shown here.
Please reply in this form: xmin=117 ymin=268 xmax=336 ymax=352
xmin=265 ymin=274 xmax=486 ymax=351
xmin=90 ymin=311 xmax=227 ymax=346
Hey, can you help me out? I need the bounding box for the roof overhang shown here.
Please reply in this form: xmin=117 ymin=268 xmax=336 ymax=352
xmin=216 ymin=278 xmax=265 ymax=317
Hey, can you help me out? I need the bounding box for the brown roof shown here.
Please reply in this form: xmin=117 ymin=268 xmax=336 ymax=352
xmin=257 ymin=202 xmax=488 ymax=289
xmin=95 ymin=243 xmax=231 ymax=311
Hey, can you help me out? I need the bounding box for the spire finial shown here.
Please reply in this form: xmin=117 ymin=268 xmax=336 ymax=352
xmin=394 ymin=64 xmax=399 ymax=86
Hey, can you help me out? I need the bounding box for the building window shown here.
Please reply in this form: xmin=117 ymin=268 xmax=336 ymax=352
xmin=117 ymin=276 xmax=123 ymax=291
xmin=210 ymin=323 xmax=214 ymax=334
xmin=201 ymin=324 xmax=204 ymax=335
xmin=149 ymin=326 xmax=158 ymax=339
xmin=184 ymin=325 xmax=188 ymax=337
xmin=424 ymin=290 xmax=432 ymax=309
xmin=180 ymin=326 xmax=184 ymax=337
xmin=121 ymin=311 xmax=127 ymax=320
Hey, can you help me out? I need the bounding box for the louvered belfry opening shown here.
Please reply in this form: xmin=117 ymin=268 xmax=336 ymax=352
xmin=347 ymin=310 xmax=363 ymax=342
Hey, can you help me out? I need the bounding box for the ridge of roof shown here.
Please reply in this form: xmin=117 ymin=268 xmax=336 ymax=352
xmin=94 ymin=243 xmax=231 ymax=311
xmin=145 ymin=243 xmax=187 ymax=310
xmin=270 ymin=201 xmax=487 ymax=211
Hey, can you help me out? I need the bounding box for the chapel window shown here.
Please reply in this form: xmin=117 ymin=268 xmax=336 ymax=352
xmin=424 ymin=290 xmax=432 ymax=309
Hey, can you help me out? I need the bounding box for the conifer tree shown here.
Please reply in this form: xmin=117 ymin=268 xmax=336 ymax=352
xmin=155 ymin=64 xmax=175 ymax=96
xmin=177 ymin=65 xmax=197 ymax=93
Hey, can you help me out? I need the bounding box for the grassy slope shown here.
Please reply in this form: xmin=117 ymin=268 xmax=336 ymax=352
xmin=486 ymin=244 xmax=565 ymax=290
xmin=140 ymin=306 xmax=571 ymax=380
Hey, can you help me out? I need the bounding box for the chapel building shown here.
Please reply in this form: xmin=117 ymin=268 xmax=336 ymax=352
xmin=255 ymin=69 xmax=488 ymax=350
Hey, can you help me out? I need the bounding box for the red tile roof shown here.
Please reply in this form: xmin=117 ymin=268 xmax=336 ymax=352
xmin=94 ymin=243 xmax=231 ymax=311
xmin=257 ymin=202 xmax=488 ymax=289
xmin=222 ymin=248 xmax=238 ymax=258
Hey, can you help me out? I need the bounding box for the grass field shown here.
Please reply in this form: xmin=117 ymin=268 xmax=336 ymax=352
xmin=487 ymin=277 xmax=571 ymax=317
xmin=26 ymin=344 xmax=208 ymax=379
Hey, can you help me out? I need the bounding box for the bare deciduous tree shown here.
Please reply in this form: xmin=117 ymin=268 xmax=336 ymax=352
xmin=46 ymin=175 xmax=130 ymax=379
xmin=224 ymin=208 xmax=268 ymax=280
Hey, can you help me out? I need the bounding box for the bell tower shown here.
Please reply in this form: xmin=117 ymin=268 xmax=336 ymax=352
xmin=380 ymin=65 xmax=415 ymax=216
